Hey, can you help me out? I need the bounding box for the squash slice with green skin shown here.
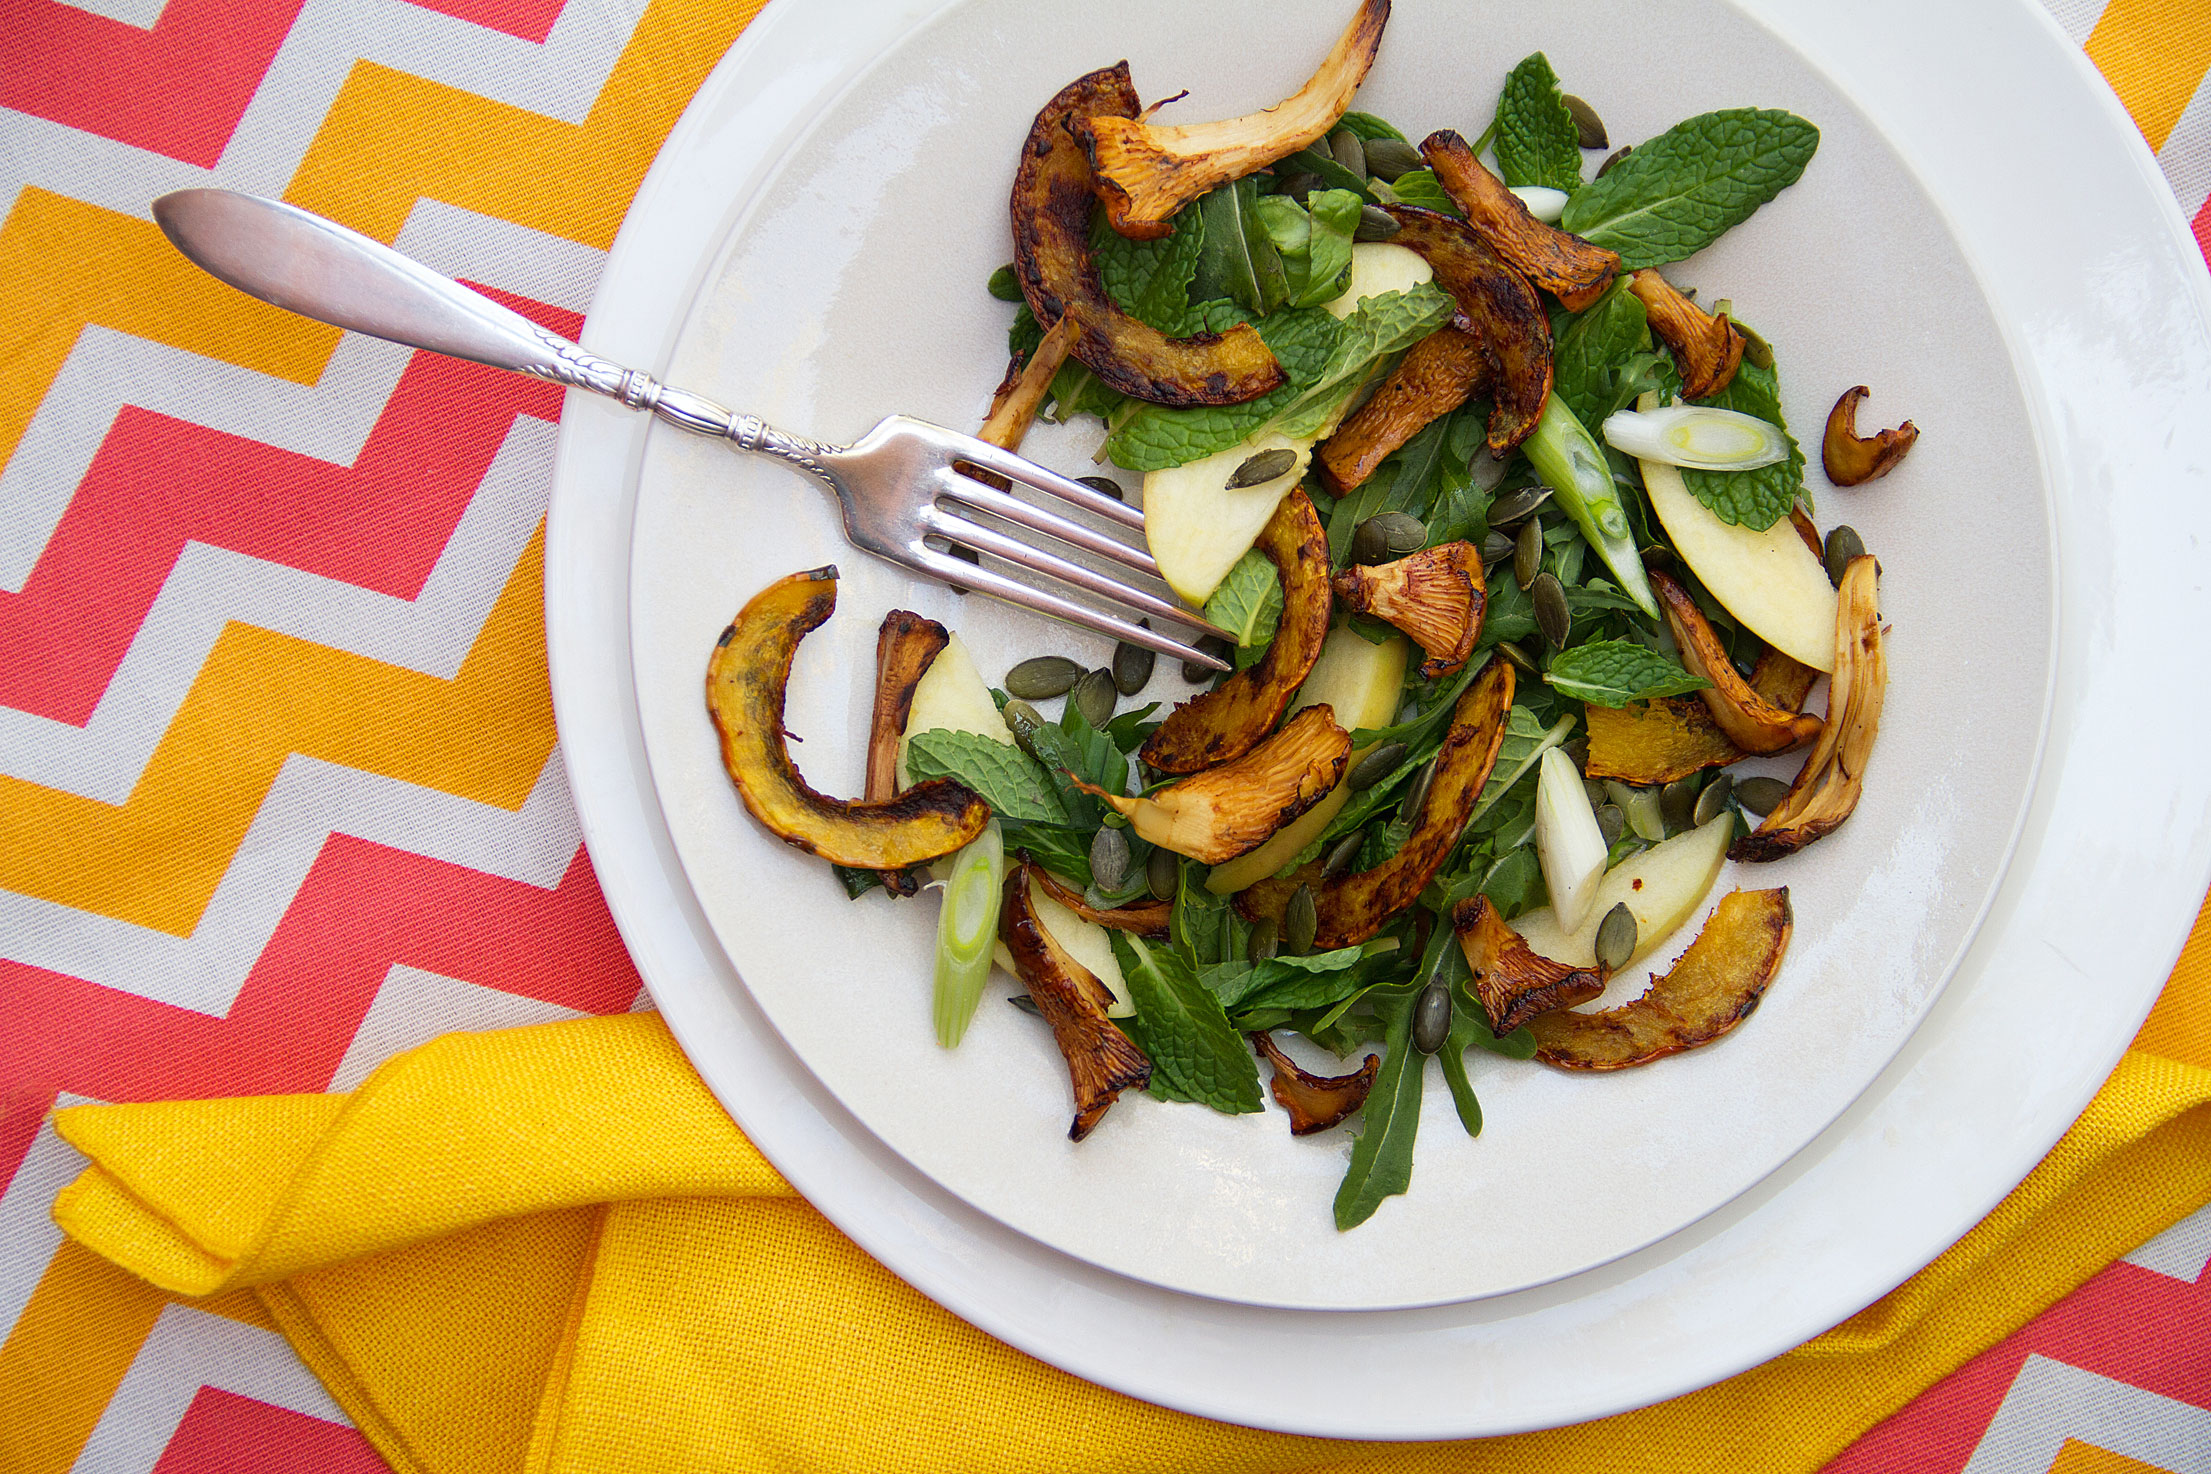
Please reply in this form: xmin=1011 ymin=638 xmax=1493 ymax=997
xmin=1141 ymin=490 xmax=1332 ymax=774
xmin=706 ymin=568 xmax=989 ymax=869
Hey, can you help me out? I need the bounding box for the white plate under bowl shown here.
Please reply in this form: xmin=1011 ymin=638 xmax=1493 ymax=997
xmin=546 ymin=0 xmax=2211 ymax=1436
xmin=624 ymin=0 xmax=2046 ymax=1311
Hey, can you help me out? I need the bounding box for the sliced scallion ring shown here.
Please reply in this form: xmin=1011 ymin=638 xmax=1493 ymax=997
xmin=931 ymin=819 xmax=1005 ymax=1047
xmin=1600 ymin=405 xmax=1791 ymax=471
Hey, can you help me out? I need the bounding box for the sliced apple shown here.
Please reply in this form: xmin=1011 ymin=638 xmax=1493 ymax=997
xmin=1323 ymin=242 xmax=1434 ymax=320
xmin=993 ymin=879 xmax=1134 ymax=1017
xmin=897 ymin=634 xmax=1012 ymax=789
xmin=1635 ymin=390 xmax=1835 ymax=673
xmin=1512 ymin=810 xmax=1734 ymax=970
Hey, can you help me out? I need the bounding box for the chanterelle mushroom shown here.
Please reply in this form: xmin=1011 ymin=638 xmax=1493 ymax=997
xmin=1822 ymin=385 xmax=1918 ymax=485
xmin=1451 ymin=894 xmax=1605 ymax=1034
xmin=1380 ymin=205 xmax=1553 ymax=454
xmin=1651 ymin=570 xmax=1821 ymax=755
xmin=1000 ymin=862 xmax=1154 ymax=1140
xmin=1629 ymin=270 xmax=1744 ymax=399
xmin=1074 ymin=0 xmax=1391 ymax=240
xmin=1083 ymin=705 xmax=1351 ymax=863
xmin=1315 ymin=328 xmax=1489 ymax=494
xmin=1420 ymin=130 xmax=1619 ymax=311
xmin=1330 ymin=541 xmax=1486 ymax=678
xmin=1252 ymin=1031 xmax=1378 ymax=1134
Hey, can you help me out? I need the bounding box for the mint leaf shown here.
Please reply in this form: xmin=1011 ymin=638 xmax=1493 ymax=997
xmin=1494 ymin=53 xmax=1583 ymax=194
xmin=1551 ymin=279 xmax=1652 ymax=427
xmin=1334 ymin=989 xmax=1423 ymax=1229
xmin=1543 ymin=640 xmax=1708 ymax=707
xmin=1680 ymin=354 xmax=1802 ymax=530
xmin=986 ymin=264 xmax=1022 ymax=302
xmin=1559 ymin=109 xmax=1819 ymax=269
xmin=1201 ymin=946 xmax=1367 ymax=1011
xmin=1203 ymin=548 xmax=1282 ymax=665
xmin=1025 ymin=704 xmax=1123 ymax=829
xmin=1095 ymin=211 xmax=1207 ymax=336
xmin=1110 ymin=932 xmax=1264 ymax=1113
xmin=1277 ymin=281 xmax=1456 ymax=439
xmin=904 ymin=729 xmax=1068 ymax=824
xmin=1384 ymin=168 xmax=1461 ymax=215
xmin=1336 ymin=112 xmax=1407 ymax=142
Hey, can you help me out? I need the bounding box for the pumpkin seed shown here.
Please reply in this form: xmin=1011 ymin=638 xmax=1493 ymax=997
xmin=1734 ymin=319 xmax=1776 ymax=371
xmin=1412 ymin=981 xmax=1453 ymax=1054
xmin=1824 ymin=525 xmax=1867 ymax=588
xmin=1734 ymin=775 xmax=1792 ymax=817
xmin=1348 ymin=740 xmax=1409 ymax=789
xmin=1182 ymin=636 xmax=1233 ymax=682
xmin=1248 ymin=918 xmax=1281 ymax=964
xmin=1398 ymin=757 xmax=1438 ymax=824
xmin=1563 ymin=735 xmax=1590 ymax=770
xmin=1360 ymin=135 xmax=1424 ymax=180
xmin=1487 ymin=482 xmax=1554 ymax=527
xmin=1660 ymin=775 xmax=1700 ymax=833
xmin=1146 ymin=844 xmax=1179 ymax=901
xmin=1076 ymin=474 xmax=1126 ymax=501
xmin=1353 ymin=204 xmax=1401 ymax=242
xmin=1533 ymin=571 xmax=1571 ymax=648
xmin=1004 ymin=655 xmax=1085 ymax=700
xmin=1563 ymin=94 xmax=1608 ymax=151
xmin=1284 ymin=884 xmax=1319 ymax=956
xmin=1321 ymin=832 xmax=1365 ymax=878
xmin=1595 ymin=803 xmax=1626 ymax=847
xmin=1352 ymin=511 xmax=1425 ymax=565
xmin=1002 ymin=698 xmax=1045 ymax=757
xmin=1583 ymin=777 xmax=1610 ymax=810
xmin=1497 ymin=640 xmax=1539 ymax=676
xmin=1278 ymin=170 xmax=1324 ymax=202
xmin=1088 ymin=826 xmax=1131 ymax=894
xmin=1598 ymin=144 xmax=1632 ymax=178
xmin=1594 ymin=902 xmax=1638 ymax=974
xmin=1072 ymin=668 xmax=1117 ymax=728
xmin=1692 ymin=772 xmax=1735 ymax=827
xmin=1514 ymin=518 xmax=1544 ymax=590
xmin=1111 ymin=625 xmax=1155 ymax=694
xmin=1225 ymin=447 xmax=1297 ymax=490
xmin=1328 ymin=127 xmax=1366 ymax=179
xmin=1008 ymin=993 xmax=1043 ymax=1017
xmin=1481 ymin=529 xmax=1516 ymax=567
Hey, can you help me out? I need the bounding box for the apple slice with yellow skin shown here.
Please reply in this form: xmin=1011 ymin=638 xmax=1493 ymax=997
xmin=1634 ymin=390 xmax=1836 ymax=673
xmin=1143 ymin=246 xmax=1437 ymax=604
xmin=1512 ymin=810 xmax=1734 ymax=969
xmin=1206 ymin=628 xmax=1410 ymax=894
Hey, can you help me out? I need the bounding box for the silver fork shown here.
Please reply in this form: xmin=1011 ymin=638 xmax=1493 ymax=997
xmin=149 ymin=189 xmax=1230 ymax=672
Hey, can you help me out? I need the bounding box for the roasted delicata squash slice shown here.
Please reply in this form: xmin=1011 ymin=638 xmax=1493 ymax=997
xmin=1331 ymin=541 xmax=1485 ymax=678
xmin=1315 ymin=328 xmax=1488 ymax=494
xmin=1141 ymin=491 xmax=1331 ymax=774
xmin=1239 ymin=660 xmax=1514 ymax=947
xmin=1073 ymin=0 xmax=1391 ymax=240
xmin=1382 ymin=206 xmax=1552 ymax=453
xmin=1628 ymin=270 xmax=1744 ymax=399
xmin=707 ymin=569 xmax=990 ymax=868
xmin=1822 ymin=385 xmax=1918 ymax=485
xmin=1084 ymin=705 xmax=1351 ymax=863
xmin=1421 ymin=131 xmax=1620 ymax=312
xmin=1451 ymin=895 xmax=1606 ymax=1034
xmin=1585 ymin=644 xmax=1821 ymax=783
xmin=1000 ymin=863 xmax=1154 ymax=1140
xmin=1031 ymin=866 xmax=1172 ymax=938
xmin=863 ymin=610 xmax=953 ymax=895
xmin=1013 ymin=64 xmax=1282 ymax=407
xmin=1651 ymin=570 xmax=1821 ymax=755
xmin=1528 ymin=888 xmax=1792 ymax=1070
xmin=1734 ymin=556 xmax=1886 ymax=861
xmin=1253 ymin=1031 xmax=1378 ymax=1135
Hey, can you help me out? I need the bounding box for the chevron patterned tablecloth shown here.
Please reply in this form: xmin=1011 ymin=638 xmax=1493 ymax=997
xmin=1 ymin=2 xmax=2208 ymax=1471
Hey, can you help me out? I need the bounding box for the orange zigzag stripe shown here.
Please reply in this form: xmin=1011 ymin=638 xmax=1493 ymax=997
xmin=0 ymin=1238 xmax=168 ymax=1474
xmin=2087 ymin=0 xmax=2211 ymax=154
xmin=0 ymin=528 xmax=554 ymax=937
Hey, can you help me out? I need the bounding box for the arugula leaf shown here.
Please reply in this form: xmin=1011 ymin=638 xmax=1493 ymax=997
xmin=1254 ymin=188 xmax=1362 ymax=309
xmin=1383 ymin=168 xmax=1461 ymax=215
xmin=1193 ymin=176 xmax=1288 ymax=315
xmin=1276 ymin=145 xmax=1378 ymax=204
xmin=1026 ymin=704 xmax=1123 ymax=829
xmin=903 ymin=729 xmax=1069 ymax=824
xmin=1544 ymin=640 xmax=1708 ymax=706
xmin=1204 ymin=548 xmax=1283 ymax=665
xmin=830 ymin=864 xmax=885 ymax=899
xmin=1559 ymin=109 xmax=1820 ymax=269
xmin=1203 ymin=946 xmax=1368 ymax=1011
xmin=1551 ymin=279 xmax=1652 ymax=427
xmin=1099 ymin=702 xmax=1162 ymax=753
xmin=1679 ymin=354 xmax=1803 ymax=530
xmin=1493 ymin=53 xmax=1584 ymax=194
xmin=1334 ymin=988 xmax=1424 ymax=1229
xmin=1172 ymin=855 xmax=1242 ymax=966
xmin=1470 ymin=708 xmax=1576 ymax=823
xmin=1111 ymin=932 xmax=1264 ymax=1113
xmin=1479 ymin=844 xmax=1547 ymax=920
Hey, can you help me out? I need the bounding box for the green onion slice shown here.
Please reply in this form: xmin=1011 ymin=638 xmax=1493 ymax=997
xmin=932 ymin=819 xmax=1005 ymax=1048
xmin=1599 ymin=405 xmax=1790 ymax=471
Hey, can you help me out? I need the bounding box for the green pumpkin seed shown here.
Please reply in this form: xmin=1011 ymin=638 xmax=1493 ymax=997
xmin=1248 ymin=918 xmax=1281 ymax=964
xmin=1008 ymin=993 xmax=1043 ymax=1017
xmin=1088 ymin=826 xmax=1131 ymax=894
xmin=1072 ymin=668 xmax=1117 ymax=728
xmin=1277 ymin=170 xmax=1323 ymax=202
xmin=1284 ymin=884 xmax=1319 ymax=956
xmin=1359 ymin=135 xmax=1424 ymax=180
xmin=1563 ymin=94 xmax=1608 ymax=150
xmin=1146 ymin=844 xmax=1179 ymax=901
xmin=1594 ymin=902 xmax=1638 ymax=974
xmin=1533 ymin=572 xmax=1571 ymax=649
xmin=1352 ymin=511 xmax=1425 ymax=565
xmin=1583 ymin=777 xmax=1610 ymax=810
xmin=1398 ymin=757 xmax=1438 ymax=824
xmin=1563 ymin=735 xmax=1590 ymax=770
xmin=1692 ymin=772 xmax=1735 ymax=827
xmin=1076 ymin=474 xmax=1126 ymax=501
xmin=1353 ymin=204 xmax=1401 ymax=242
xmin=1328 ymin=127 xmax=1366 ymax=179
xmin=1824 ymin=525 xmax=1867 ymax=588
xmin=1182 ymin=636 xmax=1233 ymax=682
xmin=1004 ymin=655 xmax=1085 ymax=700
xmin=1660 ymin=775 xmax=1700 ymax=833
xmin=1487 ymin=482 xmax=1554 ymax=527
xmin=1225 ymin=447 xmax=1297 ymax=490
xmin=1595 ymin=803 xmax=1626 ymax=847
xmin=1598 ymin=144 xmax=1632 ymax=178
xmin=1002 ymin=698 xmax=1045 ymax=757
xmin=1497 ymin=640 xmax=1539 ymax=676
xmin=1412 ymin=981 xmax=1453 ymax=1054
xmin=1514 ymin=518 xmax=1544 ymax=590
xmin=1348 ymin=741 xmax=1409 ymax=789
xmin=1734 ymin=775 xmax=1792 ymax=817
xmin=1481 ymin=529 xmax=1516 ymax=567
xmin=1321 ymin=831 xmax=1365 ymax=878
xmin=1111 ymin=626 xmax=1156 ymax=695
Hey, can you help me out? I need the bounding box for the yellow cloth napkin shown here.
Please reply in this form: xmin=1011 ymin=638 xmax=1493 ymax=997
xmin=38 ymin=904 xmax=2211 ymax=1474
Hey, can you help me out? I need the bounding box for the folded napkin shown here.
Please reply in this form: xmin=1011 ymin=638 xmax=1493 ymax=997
xmin=43 ymin=907 xmax=2211 ymax=1474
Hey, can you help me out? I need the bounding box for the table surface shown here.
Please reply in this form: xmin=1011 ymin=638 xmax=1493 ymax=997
xmin=1 ymin=0 xmax=2207 ymax=1469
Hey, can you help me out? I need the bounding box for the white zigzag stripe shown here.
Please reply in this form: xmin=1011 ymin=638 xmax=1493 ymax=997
xmin=50 ymin=0 xmax=167 ymax=27
xmin=0 ymin=741 xmax=585 ymax=1017
xmin=71 ymin=1306 xmax=348 ymax=1474
xmin=2158 ymin=67 xmax=2211 ymax=225
xmin=2038 ymin=0 xmax=2113 ymax=47
xmin=1963 ymin=1354 xmax=2211 ymax=1472
xmin=0 ymin=1095 xmax=93 ymax=1348
xmin=0 ymin=0 xmax=647 ymax=222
